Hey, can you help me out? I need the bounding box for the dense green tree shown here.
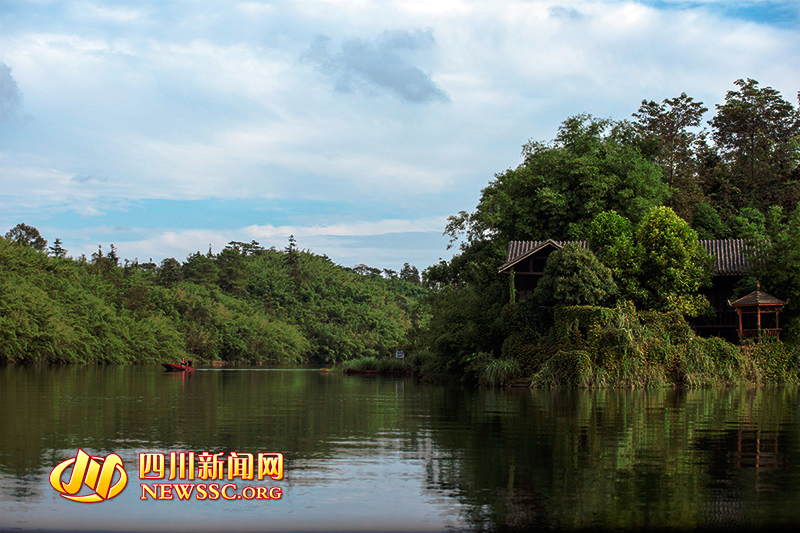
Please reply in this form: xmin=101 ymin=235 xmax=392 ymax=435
xmin=352 ymin=264 xmax=382 ymax=277
xmin=587 ymin=208 xmax=713 ymax=315
xmin=399 ymin=263 xmax=421 ymax=285
xmin=5 ymin=223 xmax=47 ymax=252
xmin=90 ymin=244 xmax=118 ymax=276
xmin=633 ymin=93 xmax=708 ymax=220
xmin=690 ymin=202 xmax=728 ymax=239
xmin=216 ymin=246 xmax=247 ymax=294
xmin=446 ymin=115 xmax=667 ymax=244
xmin=635 ymin=207 xmax=713 ymax=315
xmin=107 ymin=244 xmax=119 ymax=266
xmin=532 ymin=244 xmax=618 ymax=307
xmin=728 ymin=207 xmax=769 ymax=241
xmin=711 ymin=78 xmax=800 ymax=212
xmin=227 ymin=240 xmax=264 ymax=256
xmin=586 ymin=210 xmax=642 ymax=301
xmin=157 ymin=258 xmax=183 ymax=287
xmin=183 ymin=251 xmax=220 ymax=286
xmin=0 ymin=236 xmax=425 ymax=365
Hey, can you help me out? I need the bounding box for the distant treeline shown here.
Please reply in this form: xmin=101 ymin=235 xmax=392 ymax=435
xmin=0 ymin=232 xmax=426 ymax=365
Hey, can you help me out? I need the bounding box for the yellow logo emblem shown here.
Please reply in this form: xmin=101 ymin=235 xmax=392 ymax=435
xmin=49 ymin=449 xmax=128 ymax=502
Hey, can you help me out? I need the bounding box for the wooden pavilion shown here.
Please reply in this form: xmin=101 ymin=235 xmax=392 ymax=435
xmin=728 ymin=282 xmax=787 ymax=340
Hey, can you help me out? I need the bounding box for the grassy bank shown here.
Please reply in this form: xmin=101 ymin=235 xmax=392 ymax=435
xmin=341 ymin=356 xmax=413 ymax=376
xmin=473 ymin=303 xmax=800 ymax=388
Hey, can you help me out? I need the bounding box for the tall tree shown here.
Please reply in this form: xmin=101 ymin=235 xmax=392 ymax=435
xmin=446 ymin=115 xmax=667 ymax=245
xmin=399 ymin=263 xmax=421 ymax=285
xmin=711 ymin=78 xmax=800 ymax=212
xmin=157 ymin=257 xmax=184 ymax=287
xmin=4 ymin=223 xmax=47 ymax=252
xmin=183 ymin=251 xmax=219 ymax=286
xmin=48 ymin=238 xmax=67 ymax=258
xmin=633 ymin=93 xmax=708 ymax=220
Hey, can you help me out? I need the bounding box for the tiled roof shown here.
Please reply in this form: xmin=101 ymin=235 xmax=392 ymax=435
xmin=698 ymin=239 xmax=755 ymax=275
xmin=730 ymin=289 xmax=786 ymax=307
xmin=500 ymin=239 xmax=758 ymax=275
xmin=498 ymin=240 xmax=587 ymax=273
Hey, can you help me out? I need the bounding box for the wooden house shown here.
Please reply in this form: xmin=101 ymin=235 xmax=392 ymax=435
xmin=498 ymin=239 xmax=757 ymax=342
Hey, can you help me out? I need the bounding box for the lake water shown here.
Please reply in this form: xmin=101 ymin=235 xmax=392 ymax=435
xmin=1 ymin=365 xmax=799 ymax=531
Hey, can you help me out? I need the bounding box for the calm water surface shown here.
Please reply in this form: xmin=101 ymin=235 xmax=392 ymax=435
xmin=1 ymin=365 xmax=799 ymax=531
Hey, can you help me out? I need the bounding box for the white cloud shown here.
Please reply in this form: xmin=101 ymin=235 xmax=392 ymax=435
xmin=1 ymin=0 xmax=798 ymax=266
xmin=71 ymin=2 xmax=150 ymax=23
xmin=64 ymin=215 xmax=450 ymax=267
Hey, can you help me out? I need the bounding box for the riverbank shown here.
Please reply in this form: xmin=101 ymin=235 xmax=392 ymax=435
xmin=492 ymin=303 xmax=800 ymax=388
xmin=341 ymin=356 xmax=413 ymax=376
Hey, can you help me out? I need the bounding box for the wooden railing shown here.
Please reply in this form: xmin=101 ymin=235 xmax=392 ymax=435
xmin=740 ymin=328 xmax=781 ymax=339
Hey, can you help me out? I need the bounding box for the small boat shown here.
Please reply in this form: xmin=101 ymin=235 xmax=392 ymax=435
xmin=162 ymin=362 xmax=195 ymax=372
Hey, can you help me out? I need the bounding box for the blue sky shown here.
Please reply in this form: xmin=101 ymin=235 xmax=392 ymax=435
xmin=1 ymin=0 xmax=798 ymax=271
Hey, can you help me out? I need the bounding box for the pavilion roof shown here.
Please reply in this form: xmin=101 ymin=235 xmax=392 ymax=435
xmin=729 ymin=287 xmax=786 ymax=308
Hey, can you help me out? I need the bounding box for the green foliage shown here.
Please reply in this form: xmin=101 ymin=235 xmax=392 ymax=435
xmin=399 ymin=262 xmax=421 ymax=284
xmin=586 ymin=210 xmax=642 ymax=301
xmin=532 ymin=244 xmax=618 ymax=307
xmin=0 ymin=234 xmax=426 ymax=365
xmin=711 ymin=78 xmax=800 ymax=213
xmin=422 ymin=79 xmax=800 ymax=387
xmin=182 ymin=251 xmax=219 ymax=287
xmin=526 ymin=304 xmax=792 ymax=388
xmin=743 ymin=205 xmax=800 ymax=341
xmin=747 ymin=341 xmax=800 ymax=384
xmin=341 ymin=356 xmax=412 ymax=374
xmin=448 ymin=115 xmax=667 ymax=244
xmin=157 ymin=257 xmax=183 ymax=287
xmin=690 ymin=202 xmax=727 ymax=239
xmin=586 ymin=207 xmax=713 ymax=315
xmin=49 ymin=238 xmax=67 ymax=258
xmin=5 ymin=223 xmax=47 ymax=252
xmin=633 ymin=92 xmax=708 ymax=220
xmin=634 ymin=207 xmax=713 ymax=315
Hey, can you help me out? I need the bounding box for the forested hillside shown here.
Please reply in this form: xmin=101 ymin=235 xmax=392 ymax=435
xmin=0 ymin=234 xmax=425 ymax=365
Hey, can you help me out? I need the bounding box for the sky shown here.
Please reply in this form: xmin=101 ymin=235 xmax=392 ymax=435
xmin=1 ymin=0 xmax=798 ymax=271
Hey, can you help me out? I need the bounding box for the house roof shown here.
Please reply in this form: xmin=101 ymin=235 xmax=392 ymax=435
xmin=498 ymin=240 xmax=587 ymax=273
xmin=699 ymin=239 xmax=754 ymax=275
xmin=499 ymin=238 xmax=757 ymax=275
